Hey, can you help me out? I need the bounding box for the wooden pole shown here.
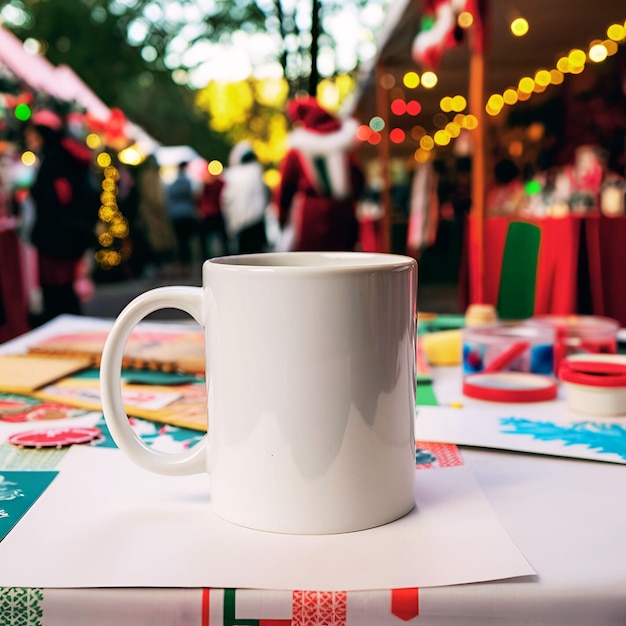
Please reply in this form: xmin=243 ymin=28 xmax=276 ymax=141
xmin=468 ymin=16 xmax=486 ymax=304
xmin=375 ymin=64 xmax=392 ymax=253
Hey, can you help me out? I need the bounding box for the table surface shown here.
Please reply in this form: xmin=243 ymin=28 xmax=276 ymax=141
xmin=1 ymin=315 xmax=625 ymax=626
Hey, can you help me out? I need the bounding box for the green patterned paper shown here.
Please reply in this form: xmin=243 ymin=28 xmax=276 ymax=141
xmin=0 ymin=471 xmax=58 ymax=542
xmin=0 ymin=588 xmax=43 ymax=626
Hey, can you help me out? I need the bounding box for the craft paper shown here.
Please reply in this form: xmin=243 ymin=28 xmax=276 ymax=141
xmin=415 ymin=405 xmax=626 ymax=464
xmin=0 ymin=354 xmax=92 ymax=393
xmin=0 ymin=446 xmax=534 ymax=590
xmin=35 ymin=378 xmax=207 ymax=431
xmin=0 ymin=470 xmax=58 ymax=541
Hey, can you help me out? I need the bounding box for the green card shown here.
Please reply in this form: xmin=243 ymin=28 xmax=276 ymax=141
xmin=0 ymin=471 xmax=58 ymax=542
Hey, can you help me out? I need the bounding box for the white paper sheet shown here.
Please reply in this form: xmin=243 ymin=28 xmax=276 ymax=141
xmin=0 ymin=446 xmax=534 ymax=590
xmin=416 ymin=405 xmax=626 ymax=464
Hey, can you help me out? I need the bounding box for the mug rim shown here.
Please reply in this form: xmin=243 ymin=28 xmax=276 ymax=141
xmin=204 ymin=251 xmax=416 ymax=273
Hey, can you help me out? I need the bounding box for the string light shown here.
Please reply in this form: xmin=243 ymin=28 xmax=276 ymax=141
xmin=369 ymin=116 xmax=385 ymax=132
xmin=420 ymin=71 xmax=438 ymax=88
xmin=21 ymin=151 xmax=36 ymax=166
xmin=208 ymin=160 xmax=223 ymax=175
xmin=14 ymin=103 xmax=31 ymax=121
xmin=402 ymin=72 xmax=420 ymax=89
xmin=458 ymin=12 xmax=473 ymax=28
xmin=95 ymin=163 xmax=129 ymax=270
xmin=378 ymin=18 xmax=624 ymax=156
xmin=510 ymin=18 xmax=529 ymax=37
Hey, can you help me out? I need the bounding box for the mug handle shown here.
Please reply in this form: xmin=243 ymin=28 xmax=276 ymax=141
xmin=99 ymin=286 xmax=208 ymax=476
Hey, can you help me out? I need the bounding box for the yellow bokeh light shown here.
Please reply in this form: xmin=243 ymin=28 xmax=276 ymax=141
xmin=208 ymin=160 xmax=223 ymax=176
xmin=434 ymin=130 xmax=451 ymax=146
xmin=503 ymin=88 xmax=518 ymax=105
xmin=86 ymin=133 xmax=101 ymax=149
xmin=518 ymin=77 xmax=535 ymax=94
xmin=453 ymin=113 xmax=466 ymax=126
xmin=603 ymin=39 xmax=619 ymax=56
xmin=97 ymin=152 xmax=112 ymax=168
xmin=568 ymin=49 xmax=586 ymax=67
xmin=403 ymin=71 xmax=420 ymax=89
xmin=100 ymin=194 xmax=116 ymax=208
xmin=440 ymin=96 xmax=453 ymax=112
xmin=263 ymin=168 xmax=281 ymax=189
xmin=510 ymin=18 xmax=529 ymax=37
xmin=556 ymin=57 xmax=570 ymax=73
xmin=419 ymin=135 xmax=435 ymax=150
xmin=21 ymin=151 xmax=36 ymax=166
xmin=487 ymin=94 xmax=504 ymax=110
xmin=98 ymin=206 xmax=115 ymax=222
xmin=104 ymin=166 xmax=119 ymax=180
xmin=458 ymin=11 xmax=473 ymax=28
xmin=607 ymin=23 xmax=626 ymax=41
xmin=485 ymin=103 xmax=500 ymax=116
xmin=98 ymin=232 xmax=114 ymax=247
xmin=534 ymin=69 xmax=551 ymax=86
xmin=569 ymin=64 xmax=585 ymax=75
xmin=463 ymin=115 xmax=478 ymax=130
xmin=589 ymin=43 xmax=608 ymax=63
xmin=414 ymin=148 xmax=430 ymax=163
xmin=119 ymin=146 xmax=142 ymax=166
xmin=445 ymin=122 xmax=461 ymax=138
xmin=550 ymin=69 xmax=565 ymax=85
xmin=421 ymin=71 xmax=438 ymax=89
xmin=451 ymin=95 xmax=467 ymax=112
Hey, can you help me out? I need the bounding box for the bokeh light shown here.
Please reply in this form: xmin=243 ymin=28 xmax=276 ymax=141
xmin=421 ymin=71 xmax=438 ymax=88
xmin=14 ymin=103 xmax=31 ymax=121
xmin=510 ymin=18 xmax=529 ymax=37
xmin=208 ymin=160 xmax=223 ymax=175
xmin=391 ymin=99 xmax=407 ymax=115
xmin=21 ymin=151 xmax=36 ymax=166
xmin=406 ymin=100 xmax=422 ymax=116
xmin=369 ymin=116 xmax=385 ymax=132
xmin=403 ymin=72 xmax=420 ymax=89
xmin=390 ymin=128 xmax=406 ymax=143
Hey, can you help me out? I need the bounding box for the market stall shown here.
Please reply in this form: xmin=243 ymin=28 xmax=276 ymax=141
xmin=348 ymin=0 xmax=626 ymax=308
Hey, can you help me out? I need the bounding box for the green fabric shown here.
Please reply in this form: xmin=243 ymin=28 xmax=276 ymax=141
xmin=497 ymin=221 xmax=541 ymax=320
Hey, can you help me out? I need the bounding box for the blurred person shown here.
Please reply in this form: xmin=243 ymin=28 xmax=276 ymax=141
xmin=198 ymin=168 xmax=228 ymax=258
xmin=276 ymin=96 xmax=365 ymax=251
xmin=221 ymin=141 xmax=269 ymax=254
xmin=166 ymin=161 xmax=199 ymax=274
xmin=135 ymin=154 xmax=177 ymax=275
xmin=25 ymin=110 xmax=99 ymax=324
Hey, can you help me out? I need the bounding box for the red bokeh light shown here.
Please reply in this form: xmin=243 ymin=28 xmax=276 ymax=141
xmin=406 ymin=100 xmax=422 ymax=116
xmin=368 ymin=131 xmax=382 ymax=145
xmin=391 ymin=99 xmax=407 ymax=115
xmin=356 ymin=125 xmax=372 ymax=141
xmin=390 ymin=128 xmax=406 ymax=143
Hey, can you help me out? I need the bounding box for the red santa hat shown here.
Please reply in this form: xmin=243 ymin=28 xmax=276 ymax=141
xmin=286 ymin=97 xmax=341 ymax=134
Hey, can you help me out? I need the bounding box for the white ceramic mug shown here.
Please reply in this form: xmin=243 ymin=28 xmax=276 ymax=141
xmin=100 ymin=252 xmax=418 ymax=534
